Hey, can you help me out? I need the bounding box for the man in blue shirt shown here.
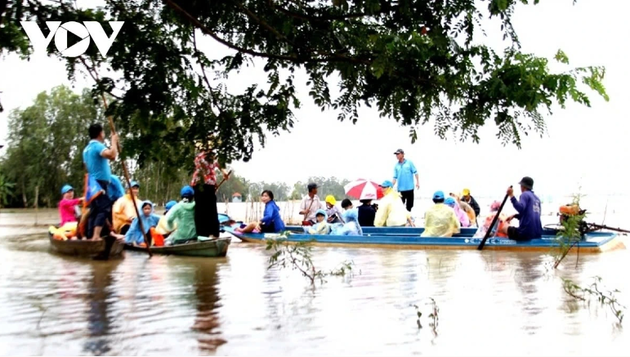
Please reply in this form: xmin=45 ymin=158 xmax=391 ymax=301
xmin=82 ymin=123 xmax=118 ymax=242
xmin=391 ymin=149 xmax=419 ymax=212
xmin=500 ymin=176 xmax=543 ymax=240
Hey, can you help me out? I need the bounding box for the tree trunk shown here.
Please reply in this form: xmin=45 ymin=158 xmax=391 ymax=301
xmin=34 ymin=185 xmax=39 ymax=226
xmin=21 ymin=180 xmax=27 ymax=208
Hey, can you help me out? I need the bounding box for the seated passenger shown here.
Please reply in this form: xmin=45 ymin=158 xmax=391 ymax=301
xmin=331 ymin=208 xmax=363 ymax=236
xmin=58 ymin=184 xmax=83 ymax=226
xmin=445 ymin=197 xmax=470 ymax=228
xmin=152 ymin=200 xmax=178 ymax=246
xmin=303 ymin=209 xmax=332 ymax=235
xmin=374 ymin=180 xmax=410 ymax=227
xmin=357 ymin=199 xmax=376 ymax=226
xmin=341 ymin=198 xmax=353 ymax=211
xmin=125 ymin=200 xmax=161 ymax=246
xmin=236 ymin=190 xmax=286 ymax=233
xmin=113 ymin=180 xmax=141 ymax=234
xmin=421 ymin=191 xmax=461 ymax=237
xmin=473 ymin=200 xmax=509 ymax=238
xmin=165 ymin=190 xmax=197 ymax=245
xmin=325 ymin=195 xmax=344 ymax=224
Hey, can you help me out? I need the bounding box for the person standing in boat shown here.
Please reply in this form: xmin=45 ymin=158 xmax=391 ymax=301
xmin=392 ymin=149 xmax=419 ymax=212
xmin=299 ymin=183 xmax=323 ymax=225
xmin=498 ymin=177 xmax=543 ymax=240
xmin=82 ymin=123 xmax=118 ymax=241
xmin=191 ymin=146 xmax=230 ymax=239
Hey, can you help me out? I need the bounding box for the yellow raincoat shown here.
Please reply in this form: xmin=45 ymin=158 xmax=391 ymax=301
xmin=421 ymin=203 xmax=461 ymax=237
xmin=112 ymin=194 xmax=140 ymax=233
xmin=374 ymin=189 xmax=410 ymax=227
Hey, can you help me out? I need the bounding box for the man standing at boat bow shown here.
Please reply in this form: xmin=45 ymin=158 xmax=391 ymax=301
xmin=392 ymin=149 xmax=419 ymax=212
xmin=82 ymin=123 xmax=118 ymax=241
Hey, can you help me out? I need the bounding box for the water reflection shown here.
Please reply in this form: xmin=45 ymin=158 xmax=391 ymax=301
xmin=83 ymin=260 xmax=121 ymax=355
xmin=187 ymin=258 xmax=226 ymax=352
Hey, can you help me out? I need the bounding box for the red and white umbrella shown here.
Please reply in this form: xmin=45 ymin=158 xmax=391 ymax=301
xmin=344 ymin=179 xmax=384 ymax=200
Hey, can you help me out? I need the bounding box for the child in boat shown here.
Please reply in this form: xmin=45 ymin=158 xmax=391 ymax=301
xmin=445 ymin=197 xmax=471 ymax=228
xmin=341 ymin=198 xmax=353 ymax=211
xmin=113 ymin=180 xmax=141 ymax=234
xmin=124 ymin=200 xmax=161 ymax=247
xmin=58 ymin=184 xmax=83 ymax=226
xmin=331 ymin=208 xmax=362 ymax=236
xmin=421 ymin=191 xmax=461 ymax=237
xmin=303 ymin=209 xmax=332 ymax=235
xmin=325 ymin=195 xmax=344 ymax=224
xmin=165 ymin=186 xmax=197 ymax=245
xmin=236 ymin=190 xmax=286 ymax=234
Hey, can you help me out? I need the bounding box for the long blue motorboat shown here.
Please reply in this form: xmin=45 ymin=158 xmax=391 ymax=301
xmin=224 ymin=225 xmax=625 ymax=253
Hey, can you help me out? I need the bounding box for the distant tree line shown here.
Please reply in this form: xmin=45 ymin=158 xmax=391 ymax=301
xmin=0 ymin=86 xmax=351 ymax=208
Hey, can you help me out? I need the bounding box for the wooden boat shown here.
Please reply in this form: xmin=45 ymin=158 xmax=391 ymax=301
xmin=48 ymin=232 xmax=125 ymax=258
xmin=224 ymin=226 xmax=624 ymax=253
xmin=124 ymin=236 xmax=231 ymax=257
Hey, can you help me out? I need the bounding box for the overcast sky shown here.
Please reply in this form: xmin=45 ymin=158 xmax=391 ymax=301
xmin=1 ymin=0 xmax=627 ymax=199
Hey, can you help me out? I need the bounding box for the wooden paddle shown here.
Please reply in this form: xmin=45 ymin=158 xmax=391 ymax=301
xmin=216 ymin=170 xmax=232 ymax=190
xmin=477 ymin=185 xmax=512 ymax=251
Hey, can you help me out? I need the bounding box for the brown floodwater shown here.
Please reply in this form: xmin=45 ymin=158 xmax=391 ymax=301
xmin=1 ymin=211 xmax=629 ymax=356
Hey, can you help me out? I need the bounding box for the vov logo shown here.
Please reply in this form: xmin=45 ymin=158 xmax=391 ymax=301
xmin=20 ymin=21 xmax=124 ymax=57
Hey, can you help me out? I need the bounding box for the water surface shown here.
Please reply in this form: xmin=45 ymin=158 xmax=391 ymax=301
xmin=1 ymin=213 xmax=629 ymax=356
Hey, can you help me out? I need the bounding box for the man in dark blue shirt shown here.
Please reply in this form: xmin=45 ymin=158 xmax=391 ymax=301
xmin=500 ymin=176 xmax=543 ymax=240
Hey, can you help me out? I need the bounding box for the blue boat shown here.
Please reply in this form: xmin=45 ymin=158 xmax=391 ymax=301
xmin=223 ymin=225 xmax=625 ymax=253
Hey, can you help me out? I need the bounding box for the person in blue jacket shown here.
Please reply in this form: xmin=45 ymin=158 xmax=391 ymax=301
xmin=124 ymin=200 xmax=161 ymax=246
xmin=236 ymin=190 xmax=286 ymax=233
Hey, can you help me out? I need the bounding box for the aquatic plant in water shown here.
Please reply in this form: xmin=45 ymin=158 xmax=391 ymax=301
xmin=413 ymin=297 xmax=439 ymax=336
xmin=552 ymin=191 xmax=587 ymax=269
xmin=562 ymin=276 xmax=625 ymax=326
xmin=265 ymin=233 xmax=355 ymax=287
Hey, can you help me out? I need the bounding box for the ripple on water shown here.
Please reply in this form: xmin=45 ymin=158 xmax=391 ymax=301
xmin=1 ymin=235 xmax=630 ymax=355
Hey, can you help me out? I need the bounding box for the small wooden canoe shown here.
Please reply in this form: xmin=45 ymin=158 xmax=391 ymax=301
xmin=124 ymin=236 xmax=231 ymax=257
xmin=224 ymin=226 xmax=624 ymax=253
xmin=48 ymin=233 xmax=125 ymax=258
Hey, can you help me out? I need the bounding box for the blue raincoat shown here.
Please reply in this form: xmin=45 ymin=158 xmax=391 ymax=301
xmin=331 ymin=208 xmax=363 ymax=236
xmin=125 ymin=200 xmax=161 ymax=245
xmin=303 ymin=209 xmax=331 ymax=235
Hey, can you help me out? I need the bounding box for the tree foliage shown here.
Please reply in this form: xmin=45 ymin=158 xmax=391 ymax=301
xmin=1 ymin=85 xmax=101 ymax=207
xmin=1 ymin=0 xmax=609 ymax=168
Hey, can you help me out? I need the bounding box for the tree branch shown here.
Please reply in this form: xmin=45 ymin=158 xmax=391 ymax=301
xmin=192 ymin=30 xmax=223 ymax=114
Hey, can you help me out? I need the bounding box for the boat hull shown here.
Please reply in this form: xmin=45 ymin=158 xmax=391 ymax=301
xmin=124 ymin=237 xmax=231 ymax=257
xmin=48 ymin=234 xmax=125 ymax=258
xmin=225 ymin=227 xmax=624 ymax=253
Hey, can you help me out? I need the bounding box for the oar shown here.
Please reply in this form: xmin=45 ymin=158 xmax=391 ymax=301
xmin=216 ymin=170 xmax=232 ymax=190
xmin=477 ymin=185 xmax=512 ymax=251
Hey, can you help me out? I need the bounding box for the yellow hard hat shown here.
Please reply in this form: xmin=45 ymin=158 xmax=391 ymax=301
xmin=462 ymin=188 xmax=470 ymax=196
xmin=325 ymin=195 xmax=336 ymax=205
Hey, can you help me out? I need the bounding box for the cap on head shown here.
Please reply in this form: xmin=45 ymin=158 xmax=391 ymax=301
xmin=393 ymin=149 xmax=404 ymax=155
xmin=307 ymin=183 xmax=318 ymax=191
xmin=380 ymin=180 xmax=393 ymax=188
xmin=445 ymin=197 xmax=456 ymax=205
xmin=180 ymin=185 xmax=194 ymax=198
xmin=462 ymin=188 xmax=470 ymax=196
xmin=130 ymin=180 xmax=140 ymax=188
xmin=315 ymin=209 xmax=326 ymax=217
xmin=433 ymin=190 xmax=445 ymax=200
xmin=325 ymin=195 xmax=336 ymax=205
xmin=61 ymin=184 xmax=73 ymax=194
xmin=519 ymin=176 xmax=534 ymax=190
xmin=165 ymin=200 xmax=177 ymax=211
